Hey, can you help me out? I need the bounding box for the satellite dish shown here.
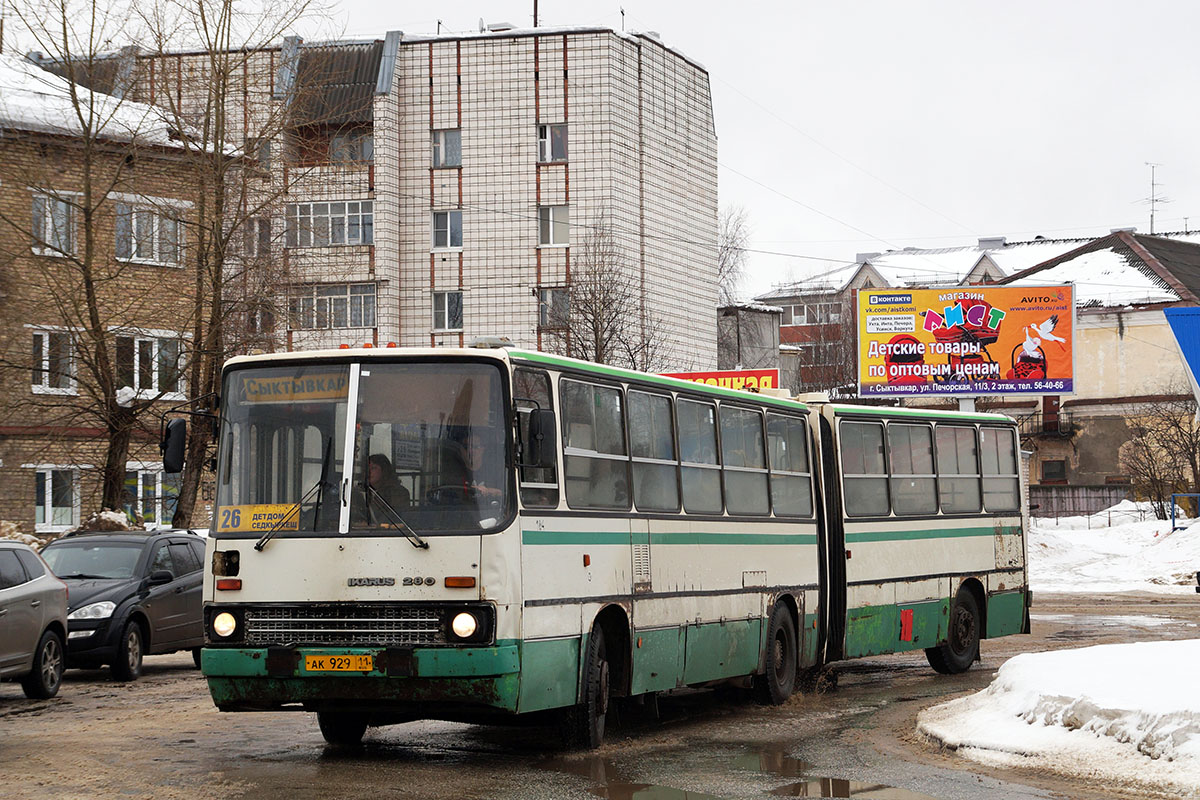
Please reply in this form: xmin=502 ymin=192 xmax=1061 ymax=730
xmin=479 ymin=18 xmax=486 ymax=32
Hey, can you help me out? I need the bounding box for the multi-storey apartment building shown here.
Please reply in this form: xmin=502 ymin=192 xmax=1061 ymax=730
xmin=0 ymin=54 xmax=203 ymax=533
xmin=69 ymin=25 xmax=719 ymax=369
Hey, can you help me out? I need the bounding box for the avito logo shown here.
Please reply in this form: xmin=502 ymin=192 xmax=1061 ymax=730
xmin=869 ymin=294 xmax=912 ymax=305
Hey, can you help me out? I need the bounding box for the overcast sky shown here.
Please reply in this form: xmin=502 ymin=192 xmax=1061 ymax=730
xmin=329 ymin=1 xmax=1200 ymax=299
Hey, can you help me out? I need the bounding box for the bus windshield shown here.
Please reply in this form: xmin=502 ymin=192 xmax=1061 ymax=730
xmin=213 ymin=360 xmax=511 ymax=538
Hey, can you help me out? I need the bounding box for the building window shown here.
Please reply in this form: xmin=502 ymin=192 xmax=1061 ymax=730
xmin=246 ymin=137 xmax=271 ymax=168
xmin=31 ymin=330 xmax=74 ymax=393
xmin=329 ymin=131 xmax=373 ymax=163
xmin=782 ymin=302 xmax=841 ymax=326
xmin=34 ymin=468 xmax=76 ymax=532
xmin=1041 ymin=459 xmax=1067 ymax=484
xmin=432 ymin=129 xmax=461 ymax=168
xmin=243 ymin=218 xmax=271 ymax=258
xmin=124 ymin=467 xmax=181 ymax=527
xmin=538 ymin=286 xmax=569 ymax=328
xmin=538 ymin=123 xmax=567 ymax=162
xmin=433 ymin=290 xmax=463 ymax=331
xmin=289 ymin=283 xmax=376 ymax=330
xmin=115 ymin=204 xmax=182 ymax=266
xmin=539 ymin=205 xmax=569 ymax=246
xmin=432 ymin=210 xmax=463 ymax=249
xmin=32 ymin=194 xmax=74 ymax=255
xmin=797 ymin=342 xmax=838 ymax=366
xmin=116 ymin=335 xmax=184 ymax=395
xmin=285 ymin=201 xmax=373 ymax=247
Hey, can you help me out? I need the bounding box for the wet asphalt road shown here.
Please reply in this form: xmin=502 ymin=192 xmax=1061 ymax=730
xmin=2 ymin=592 xmax=1197 ymax=800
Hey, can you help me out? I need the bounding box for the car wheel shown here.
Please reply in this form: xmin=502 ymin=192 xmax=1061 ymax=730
xmin=753 ymin=603 xmax=798 ymax=705
xmin=317 ymin=711 xmax=368 ymax=746
xmin=20 ymin=629 xmax=65 ymax=699
xmin=559 ymin=626 xmax=609 ymax=749
xmin=192 ymin=648 xmax=203 ymax=669
xmin=111 ymin=620 xmax=144 ymax=682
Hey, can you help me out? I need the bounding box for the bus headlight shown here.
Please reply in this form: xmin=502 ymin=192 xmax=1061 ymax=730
xmin=451 ymin=612 xmax=478 ymax=639
xmin=212 ymin=612 xmax=238 ymax=638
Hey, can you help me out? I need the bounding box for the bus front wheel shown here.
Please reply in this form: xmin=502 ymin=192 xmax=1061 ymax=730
xmin=926 ymin=591 xmax=981 ymax=674
xmin=561 ymin=629 xmax=609 ymax=749
xmin=317 ymin=711 xmax=368 ymax=746
xmin=754 ymin=603 xmax=797 ymax=705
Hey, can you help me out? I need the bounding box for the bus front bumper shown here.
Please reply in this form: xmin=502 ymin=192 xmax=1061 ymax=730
xmin=201 ymin=645 xmax=521 ymax=713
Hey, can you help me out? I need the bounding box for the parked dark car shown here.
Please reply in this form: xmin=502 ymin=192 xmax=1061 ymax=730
xmin=40 ymin=530 xmax=205 ymax=681
xmin=0 ymin=540 xmax=68 ymax=698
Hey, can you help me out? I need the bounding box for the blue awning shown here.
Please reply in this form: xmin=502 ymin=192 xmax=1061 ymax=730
xmin=1164 ymin=308 xmax=1200 ymax=403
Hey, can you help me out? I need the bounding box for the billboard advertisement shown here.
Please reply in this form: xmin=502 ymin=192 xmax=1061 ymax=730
xmin=857 ymin=285 xmax=1074 ymax=397
xmin=662 ymin=369 xmax=779 ymax=392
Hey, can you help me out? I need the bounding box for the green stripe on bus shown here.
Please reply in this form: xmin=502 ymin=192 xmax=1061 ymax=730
xmin=522 ymin=530 xmax=818 ymax=546
xmin=844 ymin=525 xmax=1019 ymax=543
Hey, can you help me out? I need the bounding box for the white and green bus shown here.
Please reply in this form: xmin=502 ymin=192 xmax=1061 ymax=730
xmin=166 ymin=344 xmax=1028 ymax=747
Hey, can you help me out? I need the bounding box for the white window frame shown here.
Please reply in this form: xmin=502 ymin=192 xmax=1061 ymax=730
xmin=432 ymin=129 xmax=462 ymax=168
xmin=115 ymin=204 xmax=183 ymax=267
xmin=284 ymin=201 xmax=373 ymax=248
xmin=31 ymin=193 xmax=75 ymax=257
xmin=124 ymin=462 xmax=181 ymax=529
xmin=115 ymin=333 xmax=186 ymax=400
xmin=538 ymin=123 xmax=568 ymax=162
xmin=432 ymin=210 xmax=463 ymax=250
xmin=27 ymin=465 xmax=82 ymax=533
xmin=243 ymin=218 xmax=272 ymax=258
xmin=538 ymin=286 xmax=570 ymax=328
xmin=289 ymin=283 xmax=377 ymax=330
xmin=432 ymin=290 xmax=463 ymax=332
xmin=538 ymin=205 xmax=569 ymax=247
xmin=329 ymin=131 xmax=373 ymax=163
xmin=29 ymin=327 xmax=76 ymax=395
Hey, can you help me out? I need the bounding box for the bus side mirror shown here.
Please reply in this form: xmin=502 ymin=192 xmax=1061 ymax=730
xmin=161 ymin=418 xmax=187 ymax=473
xmin=527 ymin=409 xmax=557 ymax=469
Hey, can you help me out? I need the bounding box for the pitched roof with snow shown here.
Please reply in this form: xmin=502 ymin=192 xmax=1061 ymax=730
xmin=0 ymin=53 xmax=186 ymax=149
xmin=1002 ymin=231 xmax=1200 ymax=308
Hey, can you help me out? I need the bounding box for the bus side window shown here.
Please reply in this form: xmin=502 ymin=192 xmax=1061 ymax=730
xmin=677 ymin=399 xmax=722 ymax=514
xmin=980 ymin=427 xmax=1020 ymax=512
xmin=561 ymin=379 xmax=630 ymax=510
xmin=514 ymin=368 xmax=559 ymax=508
xmin=629 ymin=390 xmax=679 ymax=512
xmin=766 ymin=413 xmax=812 ymax=517
xmin=887 ymin=423 xmax=937 ymax=515
xmin=720 ymin=405 xmax=769 ymax=516
xmin=935 ymin=425 xmax=981 ymax=513
xmin=841 ymin=420 xmax=889 ymax=517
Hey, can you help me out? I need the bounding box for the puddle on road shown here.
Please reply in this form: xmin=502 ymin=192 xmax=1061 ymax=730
xmin=1031 ymin=613 xmax=1197 ymax=642
xmin=544 ymin=743 xmax=938 ymax=799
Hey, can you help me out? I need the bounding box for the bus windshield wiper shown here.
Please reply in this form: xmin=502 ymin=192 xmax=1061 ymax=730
xmin=256 ymin=435 xmax=333 ymax=552
xmin=366 ymin=485 xmax=429 ymax=549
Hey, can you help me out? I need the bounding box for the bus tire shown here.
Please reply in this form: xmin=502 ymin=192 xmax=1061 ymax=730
xmin=561 ymin=629 xmax=609 ymax=749
xmin=317 ymin=711 xmax=368 ymax=746
xmin=753 ymin=603 xmax=797 ymax=705
xmin=926 ymin=591 xmax=981 ymax=674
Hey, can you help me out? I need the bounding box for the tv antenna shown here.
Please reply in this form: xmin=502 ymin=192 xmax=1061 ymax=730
xmin=1143 ymin=162 xmax=1172 ymax=235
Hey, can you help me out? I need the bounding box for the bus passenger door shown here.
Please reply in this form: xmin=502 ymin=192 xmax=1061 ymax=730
xmin=817 ymin=414 xmax=847 ymax=662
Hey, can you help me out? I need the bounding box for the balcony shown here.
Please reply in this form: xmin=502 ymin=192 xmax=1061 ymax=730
xmin=1016 ymin=411 xmax=1075 ymax=437
xmin=283 ymin=161 xmax=375 ymax=198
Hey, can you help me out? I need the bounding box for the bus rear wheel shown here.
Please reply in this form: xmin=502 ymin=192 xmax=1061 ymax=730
xmin=317 ymin=711 xmax=368 ymax=746
xmin=754 ymin=603 xmax=797 ymax=705
xmin=561 ymin=628 xmax=609 ymax=749
xmin=926 ymin=590 xmax=981 ymax=674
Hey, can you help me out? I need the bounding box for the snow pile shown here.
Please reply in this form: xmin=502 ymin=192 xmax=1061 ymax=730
xmin=0 ymin=520 xmax=42 ymax=546
xmin=1030 ymin=501 xmax=1200 ymax=594
xmin=919 ymin=641 xmax=1200 ymax=797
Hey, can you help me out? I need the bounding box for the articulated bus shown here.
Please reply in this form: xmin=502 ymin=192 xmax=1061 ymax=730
xmin=167 ymin=345 xmax=1029 ymax=747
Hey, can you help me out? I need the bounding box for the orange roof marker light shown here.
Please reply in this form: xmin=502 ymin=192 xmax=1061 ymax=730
xmin=363 ymin=342 xmax=374 ymax=348
xmin=386 ymin=342 xmax=398 ymax=348
xmin=338 ymin=344 xmax=350 ymax=349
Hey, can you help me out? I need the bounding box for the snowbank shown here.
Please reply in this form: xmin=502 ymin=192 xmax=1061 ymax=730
xmin=919 ymin=640 xmax=1200 ymax=797
xmin=1030 ymin=501 xmax=1200 ymax=594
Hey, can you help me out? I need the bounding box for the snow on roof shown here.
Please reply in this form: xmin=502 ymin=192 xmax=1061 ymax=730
xmin=1006 ymin=245 xmax=1179 ymax=307
xmin=721 ymin=301 xmax=783 ymax=313
xmin=0 ymin=53 xmax=187 ymax=149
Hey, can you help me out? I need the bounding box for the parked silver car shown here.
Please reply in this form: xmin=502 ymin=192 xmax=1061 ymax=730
xmin=0 ymin=541 xmax=68 ymax=698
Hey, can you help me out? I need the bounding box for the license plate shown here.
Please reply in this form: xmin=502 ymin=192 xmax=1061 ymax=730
xmin=304 ymin=654 xmax=374 ymax=672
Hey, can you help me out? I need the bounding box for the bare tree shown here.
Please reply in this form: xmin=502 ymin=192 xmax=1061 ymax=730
xmin=1119 ymin=388 xmax=1200 ymax=519
xmin=718 ymin=205 xmax=749 ymax=305
xmin=0 ymin=0 xmax=200 ymax=516
xmin=545 ymin=213 xmax=669 ymax=372
xmin=788 ymin=309 xmax=858 ymax=396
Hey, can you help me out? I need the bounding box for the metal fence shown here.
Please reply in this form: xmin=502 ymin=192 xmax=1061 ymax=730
xmin=1028 ymin=484 xmax=1133 ymax=522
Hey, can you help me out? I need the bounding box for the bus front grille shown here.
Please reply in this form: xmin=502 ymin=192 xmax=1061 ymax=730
xmin=243 ymin=605 xmax=444 ymax=646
